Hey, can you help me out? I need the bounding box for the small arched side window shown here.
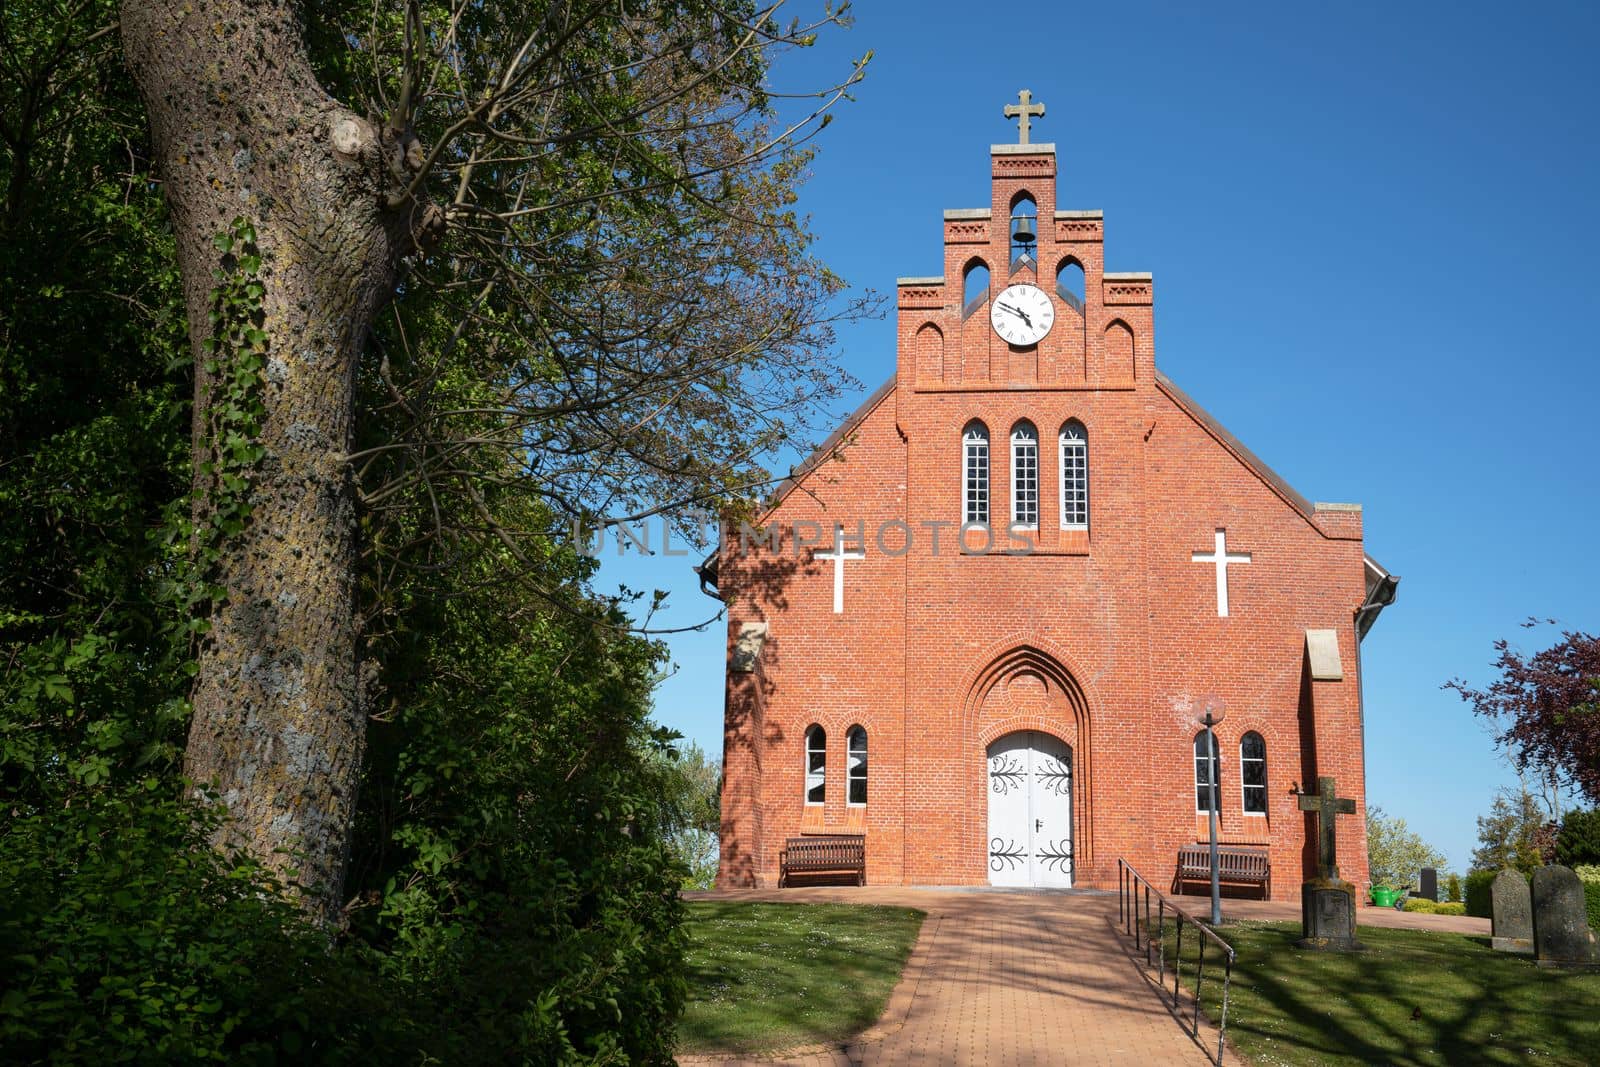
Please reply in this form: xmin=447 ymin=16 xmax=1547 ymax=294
xmin=1060 ymin=420 xmax=1088 ymax=530
xmin=805 ymin=725 xmax=826 ymax=805
xmin=964 ymin=421 xmax=990 ymax=525
xmin=1011 ymin=421 xmax=1038 ymax=528
xmin=847 ymin=726 xmax=868 ymax=806
xmin=962 ymin=260 xmax=991 ymax=319
xmin=1240 ymin=732 xmax=1267 ymax=814
xmin=1194 ymin=731 xmax=1220 ymax=813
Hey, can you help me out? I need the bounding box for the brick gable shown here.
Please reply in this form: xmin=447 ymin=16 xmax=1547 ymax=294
xmin=707 ymin=137 xmax=1392 ymax=900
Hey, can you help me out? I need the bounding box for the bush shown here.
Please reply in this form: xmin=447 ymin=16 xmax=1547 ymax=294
xmin=1446 ymin=872 xmax=1462 ymax=902
xmin=1465 ymin=869 xmax=1499 ymax=917
xmin=0 ymin=785 xmax=397 ymax=1063
xmin=1577 ymin=865 xmax=1600 ymax=933
xmin=1400 ymin=898 xmax=1465 ymax=915
xmin=1555 ymin=809 xmax=1600 ymax=867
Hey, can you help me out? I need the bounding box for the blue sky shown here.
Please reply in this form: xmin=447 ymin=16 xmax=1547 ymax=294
xmin=597 ymin=0 xmax=1600 ymax=874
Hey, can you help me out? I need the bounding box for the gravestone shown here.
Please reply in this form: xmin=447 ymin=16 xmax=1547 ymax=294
xmin=1490 ymin=869 xmax=1533 ymax=954
xmin=1531 ymin=865 xmax=1600 ymax=968
xmin=1295 ymin=776 xmax=1363 ymax=951
xmin=1419 ymin=867 xmax=1438 ymax=902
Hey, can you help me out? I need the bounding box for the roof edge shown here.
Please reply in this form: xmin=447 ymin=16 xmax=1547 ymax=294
xmin=762 ymin=375 xmax=899 ymax=514
xmin=1155 ymin=371 xmax=1318 ymax=524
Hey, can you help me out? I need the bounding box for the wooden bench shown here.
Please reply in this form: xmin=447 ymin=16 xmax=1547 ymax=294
xmin=1177 ymin=844 xmax=1270 ymax=898
xmin=780 ymin=834 xmax=866 ymax=887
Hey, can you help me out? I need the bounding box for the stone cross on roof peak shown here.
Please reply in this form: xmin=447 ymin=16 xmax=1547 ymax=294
xmin=1004 ymin=89 xmax=1045 ymax=145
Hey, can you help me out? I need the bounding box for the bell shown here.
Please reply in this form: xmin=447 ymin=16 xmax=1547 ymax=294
xmin=1011 ymin=215 xmax=1036 ymax=245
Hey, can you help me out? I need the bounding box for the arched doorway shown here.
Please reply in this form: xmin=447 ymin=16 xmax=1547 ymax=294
xmin=986 ymin=731 xmax=1074 ymax=887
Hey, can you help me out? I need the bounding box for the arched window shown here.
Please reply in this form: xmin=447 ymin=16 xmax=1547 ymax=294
xmin=1060 ymin=420 xmax=1088 ymax=530
xmin=805 ymin=725 xmax=826 ymax=805
xmin=1194 ymin=731 xmax=1220 ymax=813
xmin=1240 ymin=732 xmax=1267 ymax=814
xmin=1056 ymin=257 xmax=1086 ymax=315
xmin=963 ymin=421 xmax=990 ymax=525
xmin=962 ymin=259 xmax=991 ymax=319
xmin=847 ymin=726 xmax=868 ymax=806
xmin=1010 ymin=421 xmax=1038 ymax=528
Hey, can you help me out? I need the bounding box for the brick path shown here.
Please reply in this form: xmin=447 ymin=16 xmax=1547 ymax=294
xmin=679 ymin=887 xmax=1224 ymax=1066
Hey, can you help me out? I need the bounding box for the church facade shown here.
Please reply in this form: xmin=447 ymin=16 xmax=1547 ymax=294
xmin=699 ymin=102 xmax=1397 ymax=899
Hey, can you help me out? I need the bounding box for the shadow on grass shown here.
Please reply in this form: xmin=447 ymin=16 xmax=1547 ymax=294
xmin=1153 ymin=920 xmax=1600 ymax=1067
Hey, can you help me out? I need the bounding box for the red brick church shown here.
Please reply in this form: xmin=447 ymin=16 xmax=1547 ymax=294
xmin=698 ymin=93 xmax=1398 ymax=898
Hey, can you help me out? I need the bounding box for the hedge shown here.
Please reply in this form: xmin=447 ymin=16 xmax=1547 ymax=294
xmin=1466 ymin=866 xmax=1600 ymax=931
xmin=1578 ymin=865 xmax=1600 ymax=932
xmin=1406 ymin=898 xmax=1466 ymax=915
xmin=1465 ymin=869 xmax=1501 ymax=918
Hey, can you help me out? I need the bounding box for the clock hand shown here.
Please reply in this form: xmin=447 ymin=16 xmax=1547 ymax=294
xmin=998 ymin=302 xmax=1034 ymax=327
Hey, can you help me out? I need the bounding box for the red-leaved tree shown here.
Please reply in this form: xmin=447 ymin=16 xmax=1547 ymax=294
xmin=1448 ymin=624 xmax=1600 ymax=806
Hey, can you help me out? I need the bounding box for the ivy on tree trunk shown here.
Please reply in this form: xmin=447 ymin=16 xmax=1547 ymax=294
xmin=119 ymin=0 xmax=430 ymax=922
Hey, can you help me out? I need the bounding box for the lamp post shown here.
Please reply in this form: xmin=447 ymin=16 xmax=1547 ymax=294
xmin=1200 ymin=700 xmax=1226 ymax=926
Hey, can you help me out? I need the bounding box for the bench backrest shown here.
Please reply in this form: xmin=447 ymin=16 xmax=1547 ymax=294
xmin=788 ymin=836 xmax=864 ymax=862
xmin=1178 ymin=845 xmax=1268 ymax=879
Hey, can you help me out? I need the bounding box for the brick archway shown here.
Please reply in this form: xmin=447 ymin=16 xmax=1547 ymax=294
xmin=961 ymin=644 xmax=1095 ymax=883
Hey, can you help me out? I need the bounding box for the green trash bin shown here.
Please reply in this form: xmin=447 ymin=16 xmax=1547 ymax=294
xmin=1371 ymin=886 xmax=1398 ymax=908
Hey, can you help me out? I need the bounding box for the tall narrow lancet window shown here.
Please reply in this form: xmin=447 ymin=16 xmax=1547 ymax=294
xmin=962 ymin=259 xmax=991 ymax=319
xmin=1194 ymin=731 xmax=1221 ymax=813
xmin=1240 ymin=732 xmax=1267 ymax=814
xmin=1010 ymin=421 xmax=1039 ymax=527
xmin=964 ymin=421 xmax=990 ymax=525
xmin=1060 ymin=420 xmax=1088 ymax=530
xmin=804 ymin=725 xmax=826 ymax=805
xmin=1056 ymin=258 xmax=1086 ymax=315
xmin=847 ymin=726 xmax=868 ymax=806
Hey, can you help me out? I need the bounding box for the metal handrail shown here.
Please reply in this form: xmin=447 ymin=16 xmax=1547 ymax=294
xmin=1118 ymin=858 xmax=1236 ymax=1065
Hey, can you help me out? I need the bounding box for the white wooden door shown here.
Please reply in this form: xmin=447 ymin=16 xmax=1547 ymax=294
xmin=986 ymin=731 xmax=1073 ymax=887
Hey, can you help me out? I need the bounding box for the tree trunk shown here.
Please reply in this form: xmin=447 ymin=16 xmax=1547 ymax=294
xmin=120 ymin=0 xmax=417 ymax=922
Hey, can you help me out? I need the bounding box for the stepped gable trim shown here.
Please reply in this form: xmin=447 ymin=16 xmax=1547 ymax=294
xmin=765 ymin=375 xmax=898 ymax=513
xmin=1155 ymin=370 xmax=1322 ymax=530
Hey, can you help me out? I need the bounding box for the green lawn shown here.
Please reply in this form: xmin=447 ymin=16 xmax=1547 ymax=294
xmin=679 ymin=901 xmax=924 ymax=1054
xmin=1161 ymin=920 xmax=1600 ymax=1066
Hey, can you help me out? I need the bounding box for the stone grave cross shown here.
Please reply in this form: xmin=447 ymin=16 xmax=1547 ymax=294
xmin=1003 ymin=89 xmax=1046 ymax=144
xmin=1298 ymin=775 xmax=1356 ymax=881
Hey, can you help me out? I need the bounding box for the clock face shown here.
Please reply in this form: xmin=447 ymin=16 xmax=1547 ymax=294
xmin=989 ymin=283 xmax=1054 ymax=346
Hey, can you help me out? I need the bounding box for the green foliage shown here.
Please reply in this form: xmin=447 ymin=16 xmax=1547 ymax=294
xmin=1446 ymin=872 xmax=1462 ymax=902
xmin=1470 ymin=788 xmax=1553 ymax=874
xmin=1464 ymin=869 xmax=1501 ymax=918
xmin=1554 ymin=808 xmax=1600 ymax=867
xmin=1401 ymin=898 xmax=1467 ymax=915
xmin=1366 ymin=806 xmax=1448 ymax=889
xmin=0 ymin=784 xmax=404 ymax=1063
xmin=654 ymin=742 xmax=722 ymax=890
xmin=1577 ymin=866 xmax=1600 ymax=933
xmin=4 ymin=0 xmax=867 ymax=1060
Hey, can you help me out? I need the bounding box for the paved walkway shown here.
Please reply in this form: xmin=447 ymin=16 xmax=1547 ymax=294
xmin=679 ymin=887 xmax=1490 ymax=1066
xmin=680 ymin=887 xmax=1225 ymax=1066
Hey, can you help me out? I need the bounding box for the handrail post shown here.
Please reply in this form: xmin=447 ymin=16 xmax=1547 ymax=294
xmin=1218 ymin=952 xmax=1233 ymax=1066
xmin=1119 ymin=859 xmax=1125 ymax=926
xmin=1157 ymin=899 xmax=1166 ymax=986
xmin=1173 ymin=916 xmax=1183 ymax=1001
